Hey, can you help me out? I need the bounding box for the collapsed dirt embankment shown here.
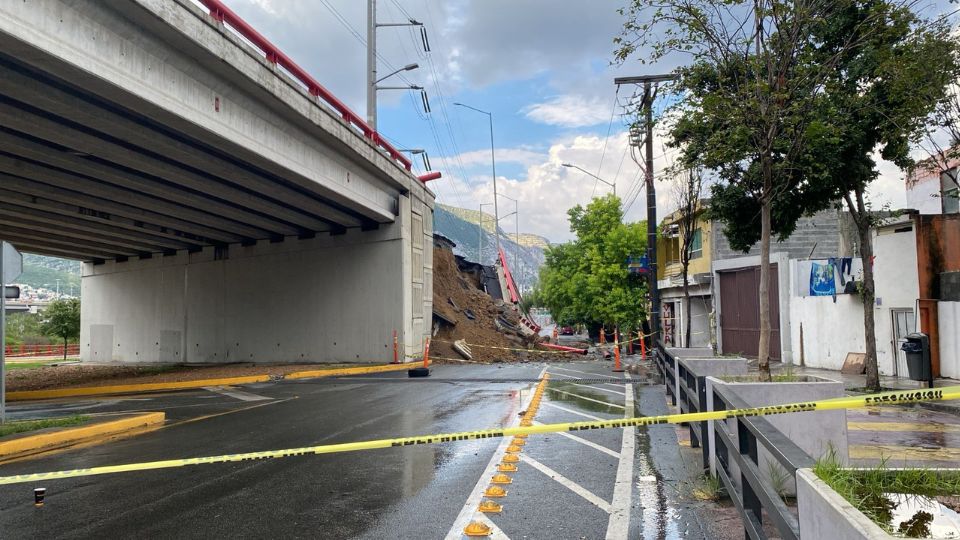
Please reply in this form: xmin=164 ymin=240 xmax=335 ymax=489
xmin=431 ymin=245 xmax=578 ymax=363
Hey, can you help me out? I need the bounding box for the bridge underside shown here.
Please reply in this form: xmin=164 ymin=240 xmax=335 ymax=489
xmin=0 ymin=53 xmax=386 ymax=261
xmin=0 ymin=0 xmax=434 ymax=364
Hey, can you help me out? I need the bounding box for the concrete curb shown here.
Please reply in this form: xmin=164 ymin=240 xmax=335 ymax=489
xmin=285 ymin=362 xmax=418 ymax=380
xmin=0 ymin=412 xmax=165 ymax=461
xmin=6 ymin=375 xmax=272 ymax=401
xmin=6 ymin=363 xmax=420 ymax=402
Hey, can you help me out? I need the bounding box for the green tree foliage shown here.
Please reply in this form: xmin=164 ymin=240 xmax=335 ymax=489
xmin=811 ymin=1 xmax=960 ymax=391
xmin=4 ymin=312 xmax=45 ymax=346
xmin=537 ymin=195 xmax=648 ymax=331
xmin=40 ymin=298 xmax=80 ymax=360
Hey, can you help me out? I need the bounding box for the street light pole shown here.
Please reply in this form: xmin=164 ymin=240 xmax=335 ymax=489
xmin=562 ymin=163 xmax=616 ymax=197
xmin=479 ymin=202 xmax=494 ymax=265
xmin=499 ymin=194 xmax=520 ymax=274
xmin=454 ymin=103 xmax=501 ymax=259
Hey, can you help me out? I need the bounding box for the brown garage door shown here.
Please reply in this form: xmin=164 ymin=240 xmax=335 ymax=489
xmin=718 ymin=265 xmax=781 ymax=360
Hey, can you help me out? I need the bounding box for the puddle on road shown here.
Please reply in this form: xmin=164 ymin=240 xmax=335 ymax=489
xmin=884 ymin=493 xmax=960 ymax=538
xmin=545 ymin=381 xmax=623 ymax=414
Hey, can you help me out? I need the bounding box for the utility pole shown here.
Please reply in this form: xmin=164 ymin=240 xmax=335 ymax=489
xmin=366 ymin=0 xmax=376 ymax=128
xmin=614 ymin=73 xmax=677 ymax=348
xmin=455 ymin=103 xmax=501 ymax=259
xmin=366 ymin=1 xmax=423 ymax=131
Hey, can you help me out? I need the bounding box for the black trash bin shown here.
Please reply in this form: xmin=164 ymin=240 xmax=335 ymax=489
xmin=901 ymin=333 xmax=932 ymax=388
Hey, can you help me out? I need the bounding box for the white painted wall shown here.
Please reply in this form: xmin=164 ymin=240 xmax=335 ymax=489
xmin=940 ymin=302 xmax=960 ymax=379
xmin=906 ymin=177 xmax=942 ymax=214
xmin=872 ymin=222 xmax=920 ymax=376
xmin=81 ymin=203 xmax=434 ymax=364
xmin=790 ymin=292 xmax=866 ymax=370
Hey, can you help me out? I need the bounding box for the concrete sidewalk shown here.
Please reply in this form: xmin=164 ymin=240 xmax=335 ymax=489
xmin=766 ymin=361 xmax=960 ymax=415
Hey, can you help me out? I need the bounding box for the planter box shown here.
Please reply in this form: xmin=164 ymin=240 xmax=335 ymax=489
xmin=675 ymin=357 xmax=748 ymax=412
xmin=797 ymin=468 xmax=960 ymax=539
xmin=705 ymin=375 xmax=847 ymax=496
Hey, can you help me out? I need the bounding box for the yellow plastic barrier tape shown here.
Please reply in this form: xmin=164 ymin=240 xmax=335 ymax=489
xmin=1 ymin=386 xmax=954 ymax=486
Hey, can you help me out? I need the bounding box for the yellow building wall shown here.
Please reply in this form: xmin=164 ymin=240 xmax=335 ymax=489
xmin=657 ymin=217 xmax=712 ymax=280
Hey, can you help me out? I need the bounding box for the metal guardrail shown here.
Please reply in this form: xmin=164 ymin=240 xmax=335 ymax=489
xmin=655 ymin=343 xmax=814 ymax=540
xmin=655 ymin=343 xmax=677 ymax=406
xmin=197 ymin=0 xmax=414 ymax=173
xmin=712 ymin=383 xmax=815 ymax=540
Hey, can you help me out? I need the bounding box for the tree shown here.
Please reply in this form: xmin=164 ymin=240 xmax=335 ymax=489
xmin=671 ymin=168 xmax=705 ymax=347
xmin=538 ymin=195 xmax=649 ymax=335
xmin=915 ymin=66 xmax=960 ymax=201
xmin=813 ymin=1 xmax=959 ymax=391
xmin=617 ymin=0 xmax=867 ymax=379
xmin=41 ymin=298 xmax=80 ymax=360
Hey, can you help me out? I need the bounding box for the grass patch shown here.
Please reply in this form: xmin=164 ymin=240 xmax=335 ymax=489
xmin=4 ymin=361 xmax=58 ymax=370
xmin=692 ymin=473 xmax=725 ymax=501
xmin=0 ymin=415 xmax=89 ymax=439
xmin=814 ymin=448 xmax=960 ymax=533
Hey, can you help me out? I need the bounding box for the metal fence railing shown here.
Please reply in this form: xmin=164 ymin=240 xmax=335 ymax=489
xmin=655 ymin=342 xmax=815 ymax=540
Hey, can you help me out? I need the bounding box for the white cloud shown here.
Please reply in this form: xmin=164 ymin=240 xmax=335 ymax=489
xmin=432 ymin=130 xmax=679 ymax=242
xmin=522 ymin=95 xmax=612 ymax=128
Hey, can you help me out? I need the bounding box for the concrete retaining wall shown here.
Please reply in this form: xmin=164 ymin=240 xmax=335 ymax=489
xmin=706 ymin=376 xmax=847 ymax=496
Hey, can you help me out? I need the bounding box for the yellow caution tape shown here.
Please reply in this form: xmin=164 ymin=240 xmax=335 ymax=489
xmin=2 ymin=386 xmax=954 ymax=486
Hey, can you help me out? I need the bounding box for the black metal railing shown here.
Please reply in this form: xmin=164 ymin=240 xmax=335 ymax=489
xmin=711 ymin=383 xmax=815 ymax=540
xmin=676 ymin=359 xmax=709 ymax=470
xmin=656 ymin=342 xmax=678 ymax=406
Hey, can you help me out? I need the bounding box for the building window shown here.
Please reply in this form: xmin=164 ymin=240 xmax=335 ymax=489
xmin=944 ymin=168 xmax=959 ymax=214
xmin=689 ymin=228 xmax=703 ymax=259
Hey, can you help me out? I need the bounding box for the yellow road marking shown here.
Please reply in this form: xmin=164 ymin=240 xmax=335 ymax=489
xmin=7 ymin=376 xmax=271 ymax=401
xmin=848 ymin=421 xmax=960 ymax=433
xmin=0 ymin=412 xmax=165 ymax=460
xmin=850 ymin=444 xmax=960 ymax=461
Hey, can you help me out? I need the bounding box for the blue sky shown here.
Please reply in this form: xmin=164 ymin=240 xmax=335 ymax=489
xmin=209 ymin=0 xmax=956 ymax=242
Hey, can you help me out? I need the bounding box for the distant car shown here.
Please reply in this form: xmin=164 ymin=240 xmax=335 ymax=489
xmin=559 ymin=326 xmax=574 ymax=335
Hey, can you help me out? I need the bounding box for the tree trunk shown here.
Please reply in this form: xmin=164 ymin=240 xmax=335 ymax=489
xmin=682 ymin=259 xmax=691 ymax=347
xmin=63 ymin=335 xmax=67 ymax=361
xmin=757 ymin=160 xmax=773 ymax=381
xmin=850 ymin=195 xmax=880 ymax=392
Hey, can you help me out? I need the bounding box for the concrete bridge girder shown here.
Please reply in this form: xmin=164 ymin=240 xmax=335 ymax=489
xmin=0 ymin=0 xmax=436 ymax=363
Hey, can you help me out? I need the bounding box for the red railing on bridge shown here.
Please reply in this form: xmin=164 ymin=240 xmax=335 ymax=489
xmin=198 ymin=0 xmax=415 ymax=174
xmin=4 ymin=343 xmax=80 ymax=358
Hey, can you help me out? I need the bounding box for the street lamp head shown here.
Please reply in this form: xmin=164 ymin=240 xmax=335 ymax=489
xmin=561 ymin=163 xmax=573 ymax=168
xmin=403 ymin=63 xmax=419 ymax=71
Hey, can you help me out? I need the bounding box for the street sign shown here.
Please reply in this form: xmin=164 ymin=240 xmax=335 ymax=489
xmin=3 ymin=286 xmax=19 ymax=299
xmin=2 ymin=242 xmax=22 ymax=283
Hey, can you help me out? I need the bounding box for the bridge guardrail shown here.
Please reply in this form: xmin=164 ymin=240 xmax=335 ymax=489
xmin=198 ymin=0 xmax=413 ymax=173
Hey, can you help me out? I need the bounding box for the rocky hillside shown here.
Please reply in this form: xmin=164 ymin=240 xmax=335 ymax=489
xmin=433 ymin=204 xmax=546 ymax=293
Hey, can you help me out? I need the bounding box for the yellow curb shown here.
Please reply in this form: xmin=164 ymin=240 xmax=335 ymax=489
xmin=286 ymin=362 xmax=420 ymax=380
xmin=6 ymin=375 xmax=271 ymax=401
xmin=0 ymin=412 xmax=165 ymax=460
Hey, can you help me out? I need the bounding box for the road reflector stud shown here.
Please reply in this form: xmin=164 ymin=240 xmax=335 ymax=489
xmin=484 ymin=486 xmax=507 ymax=497
xmin=502 ymin=454 xmax=520 ymax=463
xmin=478 ymin=500 xmax=502 ymax=513
xmin=491 ymin=473 xmax=513 ymax=484
xmin=511 ymin=438 xmax=526 ymax=446
xmin=505 ymin=445 xmax=522 ymax=454
xmin=514 ymin=433 xmax=528 ymax=439
xmin=498 ymin=463 xmax=518 ymax=472
xmin=33 ymin=488 xmax=45 ymax=507
xmin=464 ymin=521 xmax=492 ymax=537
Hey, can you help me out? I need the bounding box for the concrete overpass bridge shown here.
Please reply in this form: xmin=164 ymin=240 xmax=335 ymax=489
xmin=0 ymin=0 xmax=435 ymax=364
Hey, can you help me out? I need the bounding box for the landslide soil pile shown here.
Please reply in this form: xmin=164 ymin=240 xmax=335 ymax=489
xmin=431 ymin=246 xmax=571 ymax=363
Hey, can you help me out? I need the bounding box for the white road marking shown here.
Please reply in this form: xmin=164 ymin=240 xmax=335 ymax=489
xmin=203 ymin=386 xmax=271 ymax=402
xmin=549 ymin=366 xmax=625 ymax=380
xmin=444 ymin=367 xmax=547 ymax=540
xmin=475 ymin=513 xmax=510 ymax=540
xmin=548 ymin=388 xmax=625 ymax=409
xmin=541 ymin=402 xmax=605 ymax=421
xmin=605 ymin=372 xmax=635 ymax=540
xmin=522 ymin=454 xmax=612 ymax=513
xmin=533 ymin=421 xmax=620 ymax=459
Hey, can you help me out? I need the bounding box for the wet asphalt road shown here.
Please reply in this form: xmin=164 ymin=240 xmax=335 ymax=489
xmin=0 ymin=361 xmax=719 ymax=539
